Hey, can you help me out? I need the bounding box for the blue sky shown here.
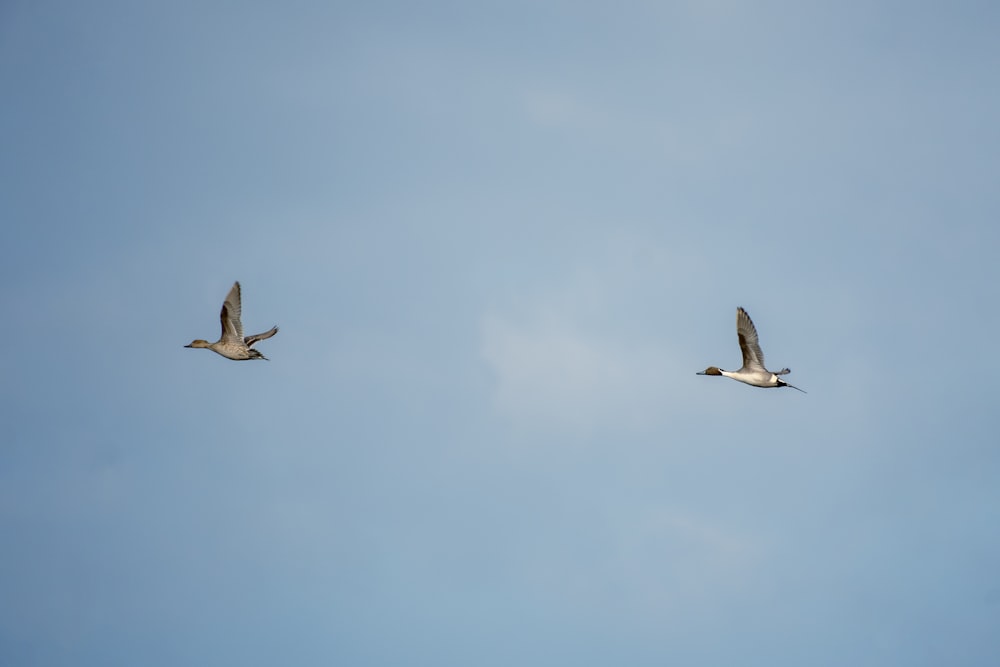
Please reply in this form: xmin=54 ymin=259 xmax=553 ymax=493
xmin=3 ymin=1 xmax=1000 ymax=665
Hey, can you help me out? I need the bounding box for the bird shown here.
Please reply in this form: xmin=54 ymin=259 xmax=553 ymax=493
xmin=185 ymin=281 xmax=278 ymax=361
xmin=697 ymin=307 xmax=805 ymax=392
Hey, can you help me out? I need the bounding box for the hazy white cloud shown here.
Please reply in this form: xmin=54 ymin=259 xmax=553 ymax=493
xmin=476 ymin=233 xmax=719 ymax=434
xmin=480 ymin=310 xmax=682 ymax=434
xmin=521 ymin=89 xmax=609 ymax=132
xmin=610 ymin=505 xmax=764 ymax=604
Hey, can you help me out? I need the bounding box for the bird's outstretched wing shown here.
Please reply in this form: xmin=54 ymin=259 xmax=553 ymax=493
xmin=736 ymin=307 xmax=766 ymax=372
xmin=245 ymin=326 xmax=278 ymax=348
xmin=219 ymin=281 xmax=244 ymax=343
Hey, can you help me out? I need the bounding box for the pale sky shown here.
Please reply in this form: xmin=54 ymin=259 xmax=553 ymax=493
xmin=3 ymin=2 xmax=999 ymax=665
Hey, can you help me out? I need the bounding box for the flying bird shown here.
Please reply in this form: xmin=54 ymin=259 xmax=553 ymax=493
xmin=185 ymin=281 xmax=278 ymax=360
xmin=697 ymin=307 xmax=805 ymax=392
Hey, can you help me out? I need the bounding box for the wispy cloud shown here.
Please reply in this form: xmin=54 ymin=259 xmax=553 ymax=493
xmin=520 ymin=89 xmax=609 ymax=132
xmin=610 ymin=505 xmax=764 ymax=602
xmin=480 ymin=310 xmax=682 ymax=434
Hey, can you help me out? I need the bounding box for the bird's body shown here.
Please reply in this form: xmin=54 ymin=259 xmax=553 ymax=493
xmin=697 ymin=307 xmax=804 ymax=392
xmin=185 ymin=282 xmax=277 ymax=361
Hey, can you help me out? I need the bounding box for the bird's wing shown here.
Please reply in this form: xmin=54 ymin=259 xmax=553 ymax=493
xmin=245 ymin=326 xmax=278 ymax=348
xmin=736 ymin=307 xmax=766 ymax=371
xmin=219 ymin=281 xmax=244 ymax=343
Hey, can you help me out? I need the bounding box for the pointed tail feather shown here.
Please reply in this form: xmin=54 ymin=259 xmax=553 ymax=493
xmin=777 ymin=377 xmax=806 ymax=393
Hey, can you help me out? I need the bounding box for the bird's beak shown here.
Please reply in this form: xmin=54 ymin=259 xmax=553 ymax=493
xmin=184 ymin=344 xmax=193 ymax=348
